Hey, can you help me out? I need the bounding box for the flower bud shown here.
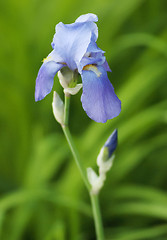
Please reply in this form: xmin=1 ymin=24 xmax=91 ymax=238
xmin=104 ymin=129 xmax=117 ymax=159
xmin=52 ymin=91 xmax=64 ymax=125
xmin=58 ymin=67 xmax=82 ymax=95
xmin=58 ymin=67 xmax=75 ymax=89
xmin=97 ymin=129 xmax=117 ymax=174
xmin=87 ymin=129 xmax=118 ymax=195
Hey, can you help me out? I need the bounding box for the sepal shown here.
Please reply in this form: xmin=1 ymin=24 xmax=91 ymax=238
xmin=87 ymin=168 xmax=105 ymax=195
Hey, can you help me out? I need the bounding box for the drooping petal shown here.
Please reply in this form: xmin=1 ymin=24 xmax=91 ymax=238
xmin=35 ymin=61 xmax=63 ymax=101
xmin=81 ymin=66 xmax=121 ymax=123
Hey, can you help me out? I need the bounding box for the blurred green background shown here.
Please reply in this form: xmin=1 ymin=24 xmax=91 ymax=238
xmin=0 ymin=0 xmax=167 ymax=239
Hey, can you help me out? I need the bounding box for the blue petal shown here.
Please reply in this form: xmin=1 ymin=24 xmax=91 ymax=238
xmin=104 ymin=129 xmax=118 ymax=157
xmin=52 ymin=17 xmax=98 ymax=70
xmin=35 ymin=61 xmax=63 ymax=101
xmin=78 ymin=55 xmax=105 ymax=73
xmin=86 ymin=42 xmax=111 ymax=72
xmin=78 ymin=42 xmax=106 ymax=73
xmin=87 ymin=41 xmax=104 ymax=53
xmin=102 ymin=60 xmax=112 ymax=72
xmin=75 ymin=13 xmax=98 ymax=23
xmin=79 ymin=41 xmax=111 ymax=72
xmin=47 ymin=49 xmax=64 ymax=63
xmin=75 ymin=14 xmax=98 ymax=41
xmin=81 ymin=66 xmax=121 ymax=123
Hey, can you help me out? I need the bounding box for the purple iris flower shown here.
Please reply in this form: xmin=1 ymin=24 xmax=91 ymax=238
xmin=35 ymin=13 xmax=121 ymax=123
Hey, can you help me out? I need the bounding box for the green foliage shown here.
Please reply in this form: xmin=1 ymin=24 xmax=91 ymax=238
xmin=0 ymin=0 xmax=167 ymax=239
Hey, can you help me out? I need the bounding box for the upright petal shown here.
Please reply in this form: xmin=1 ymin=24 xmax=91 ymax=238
xmin=75 ymin=13 xmax=98 ymax=23
xmin=35 ymin=61 xmax=63 ymax=101
xmin=75 ymin=13 xmax=98 ymax=41
xmin=52 ymin=17 xmax=98 ymax=70
xmin=81 ymin=66 xmax=121 ymax=123
xmin=52 ymin=22 xmax=92 ymax=70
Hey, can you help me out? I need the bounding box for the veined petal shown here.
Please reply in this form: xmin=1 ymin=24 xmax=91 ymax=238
xmin=52 ymin=22 xmax=92 ymax=70
xmin=75 ymin=13 xmax=98 ymax=41
xmin=35 ymin=61 xmax=63 ymax=101
xmin=81 ymin=66 xmax=121 ymax=123
xmin=52 ymin=18 xmax=98 ymax=70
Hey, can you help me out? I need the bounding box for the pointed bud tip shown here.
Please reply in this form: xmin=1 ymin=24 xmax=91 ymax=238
xmin=104 ymin=129 xmax=118 ymax=158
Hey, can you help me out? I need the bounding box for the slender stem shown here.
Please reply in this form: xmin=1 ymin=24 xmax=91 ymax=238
xmin=90 ymin=194 xmax=104 ymax=240
xmin=62 ymin=126 xmax=90 ymax=190
xmin=61 ymin=93 xmax=105 ymax=240
xmin=62 ymin=93 xmax=90 ymax=189
xmin=64 ymin=93 xmax=70 ymax=126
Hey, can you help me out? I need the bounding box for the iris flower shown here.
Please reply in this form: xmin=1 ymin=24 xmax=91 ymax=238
xmin=35 ymin=13 xmax=121 ymax=123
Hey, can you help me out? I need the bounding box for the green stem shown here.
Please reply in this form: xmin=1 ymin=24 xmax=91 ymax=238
xmin=64 ymin=93 xmax=70 ymax=126
xmin=61 ymin=93 xmax=105 ymax=240
xmin=90 ymin=194 xmax=104 ymax=240
xmin=62 ymin=126 xmax=90 ymax=190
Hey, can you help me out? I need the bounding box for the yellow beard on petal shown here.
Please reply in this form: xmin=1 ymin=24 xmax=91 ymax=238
xmin=42 ymin=56 xmax=52 ymax=63
xmin=83 ymin=64 xmax=102 ymax=77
